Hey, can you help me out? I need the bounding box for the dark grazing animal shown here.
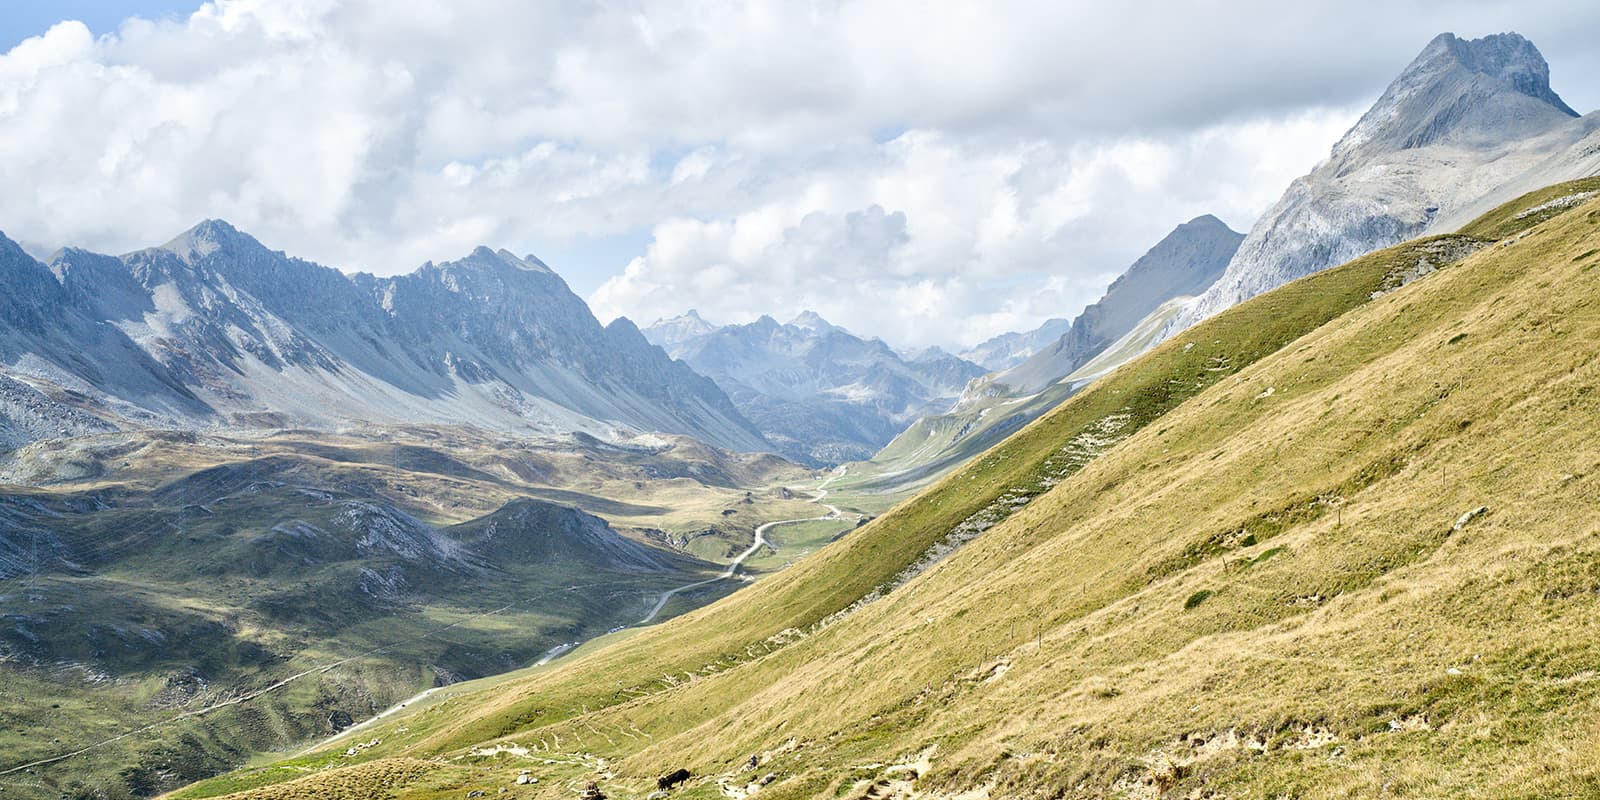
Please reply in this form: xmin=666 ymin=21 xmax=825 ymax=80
xmin=657 ymin=768 xmax=691 ymax=790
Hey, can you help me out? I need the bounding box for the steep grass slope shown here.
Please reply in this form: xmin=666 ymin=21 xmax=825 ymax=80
xmin=178 ymin=181 xmax=1600 ymax=799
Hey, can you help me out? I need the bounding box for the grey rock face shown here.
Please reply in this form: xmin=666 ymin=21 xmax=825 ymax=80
xmin=979 ymin=214 xmax=1241 ymax=397
xmin=645 ymin=311 xmax=985 ymax=466
xmin=0 ymin=374 xmax=119 ymax=451
xmin=1171 ymin=32 xmax=1594 ymax=332
xmin=0 ymin=222 xmax=771 ymax=453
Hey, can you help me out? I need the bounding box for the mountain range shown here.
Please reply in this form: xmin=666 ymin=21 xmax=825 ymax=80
xmin=957 ymin=316 xmax=1073 ymax=372
xmin=2 ymin=26 xmax=1599 ymax=800
xmin=644 ymin=310 xmax=985 ymax=465
xmin=0 ymin=222 xmax=771 ymax=453
xmin=181 ymin=161 xmax=1600 ymax=800
xmin=847 ymin=30 xmax=1600 ymax=496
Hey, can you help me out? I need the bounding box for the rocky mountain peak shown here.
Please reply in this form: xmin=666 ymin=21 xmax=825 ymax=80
xmin=976 ymin=215 xmax=1239 ymax=398
xmin=1161 ymin=31 xmax=1592 ymax=344
xmin=652 ymin=309 xmax=711 ymax=327
xmin=455 ymin=245 xmax=554 ymax=274
xmin=641 ymin=309 xmax=720 ymax=349
xmin=787 ymin=310 xmax=838 ymax=334
xmin=908 ymin=345 xmax=956 ymax=363
xmin=159 ymin=219 xmax=265 ymax=262
xmin=604 ymin=316 xmax=643 ymax=337
xmin=1334 ymin=32 xmax=1580 ymax=162
xmin=1181 ymin=213 xmax=1229 ymax=231
xmin=0 ymin=231 xmax=64 ymax=324
xmin=1424 ymin=32 xmax=1576 ymax=115
xmin=0 ymin=229 xmax=36 ymax=266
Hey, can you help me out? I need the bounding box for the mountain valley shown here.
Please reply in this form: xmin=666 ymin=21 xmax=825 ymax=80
xmin=0 ymin=425 xmax=851 ymax=797
xmin=1 ymin=18 xmax=1598 ymax=800
xmin=169 ymin=175 xmax=1600 ymax=800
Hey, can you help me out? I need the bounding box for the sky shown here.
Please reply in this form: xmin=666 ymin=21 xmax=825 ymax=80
xmin=2 ymin=1 xmax=1597 ymax=351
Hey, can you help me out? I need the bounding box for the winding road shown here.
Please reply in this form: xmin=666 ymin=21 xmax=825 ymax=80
xmin=638 ymin=476 xmax=847 ymax=625
xmin=312 ymin=472 xmax=850 ymax=756
xmin=2 ymin=474 xmax=858 ymax=774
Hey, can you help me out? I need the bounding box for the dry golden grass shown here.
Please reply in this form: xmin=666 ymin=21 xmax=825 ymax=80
xmin=179 ymin=185 xmax=1600 ymax=799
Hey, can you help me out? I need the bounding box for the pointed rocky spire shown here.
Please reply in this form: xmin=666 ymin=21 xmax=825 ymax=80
xmin=1334 ymin=32 xmax=1578 ymax=163
xmin=159 ymin=219 xmax=266 ymax=262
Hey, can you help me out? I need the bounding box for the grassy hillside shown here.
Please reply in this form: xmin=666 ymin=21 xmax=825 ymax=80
xmin=0 ymin=428 xmax=815 ymax=799
xmin=828 ymin=300 xmax=1186 ymax=509
xmin=836 ymin=290 xmax=1193 ymax=508
xmin=172 ymin=180 xmax=1600 ymax=799
xmin=837 ymin=176 xmax=1600 ymax=508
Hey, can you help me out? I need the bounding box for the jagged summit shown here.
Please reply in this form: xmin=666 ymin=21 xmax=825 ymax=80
xmin=0 ymin=229 xmax=34 ymax=263
xmin=1182 ymin=213 xmax=1230 ymax=229
xmin=449 ymin=245 xmax=555 ymax=274
xmin=641 ymin=308 xmax=720 ymax=350
xmin=1334 ymin=31 xmax=1580 ymax=164
xmin=952 ymin=214 xmax=1240 ymax=403
xmin=647 ymin=308 xmax=712 ymax=328
xmin=787 ymin=310 xmax=838 ymax=334
xmin=603 ymin=316 xmax=643 ymax=336
xmin=908 ymin=345 xmax=951 ymax=362
xmin=158 ymin=218 xmax=266 ymax=261
xmin=1426 ymin=32 xmax=1576 ymax=115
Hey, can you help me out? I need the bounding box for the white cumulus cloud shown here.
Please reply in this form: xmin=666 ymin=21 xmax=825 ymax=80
xmin=1 ymin=0 xmax=1596 ymax=349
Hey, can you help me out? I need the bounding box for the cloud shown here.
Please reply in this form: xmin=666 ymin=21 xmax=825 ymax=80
xmin=590 ymin=113 xmax=1360 ymax=348
xmin=1 ymin=0 xmax=1596 ymax=349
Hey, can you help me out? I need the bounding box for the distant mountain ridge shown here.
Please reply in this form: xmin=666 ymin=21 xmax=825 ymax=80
xmin=0 ymin=221 xmax=771 ymax=452
xmin=958 ymin=317 xmax=1072 ymax=372
xmin=644 ymin=311 xmax=985 ymax=465
xmin=972 ymin=214 xmax=1242 ymax=399
xmin=846 ymin=214 xmax=1241 ymax=493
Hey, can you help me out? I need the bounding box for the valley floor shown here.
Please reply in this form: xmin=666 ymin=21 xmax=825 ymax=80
xmin=0 ymin=425 xmax=858 ymax=799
